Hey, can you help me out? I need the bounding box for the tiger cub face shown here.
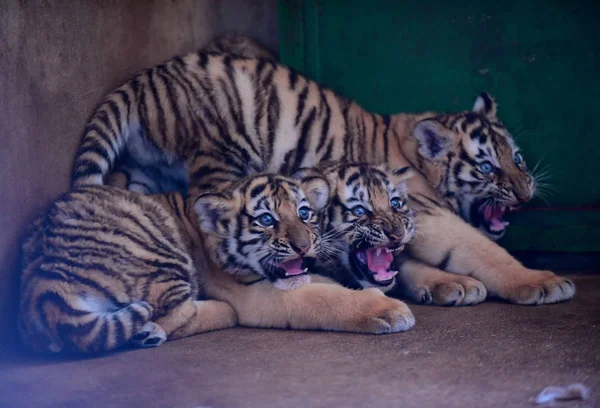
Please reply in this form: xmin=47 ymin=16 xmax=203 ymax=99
xmin=298 ymin=163 xmax=415 ymax=290
xmin=193 ymin=174 xmax=329 ymax=290
xmin=413 ymin=93 xmax=535 ymax=240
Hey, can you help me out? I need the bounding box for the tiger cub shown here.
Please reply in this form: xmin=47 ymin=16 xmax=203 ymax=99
xmin=18 ymin=186 xmax=237 ymax=354
xmin=295 ymin=162 xmax=415 ymax=293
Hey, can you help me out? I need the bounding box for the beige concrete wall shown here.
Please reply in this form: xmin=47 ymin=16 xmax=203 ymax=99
xmin=0 ymin=0 xmax=278 ymax=347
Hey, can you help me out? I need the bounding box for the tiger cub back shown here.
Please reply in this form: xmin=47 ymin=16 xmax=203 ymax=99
xmin=18 ymin=186 xmax=235 ymax=354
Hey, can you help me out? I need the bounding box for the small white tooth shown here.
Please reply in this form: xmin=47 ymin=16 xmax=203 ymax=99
xmin=376 ymin=248 xmax=382 ymax=256
xmin=503 ymin=221 xmax=510 ymax=226
xmin=303 ymin=268 xmax=308 ymax=272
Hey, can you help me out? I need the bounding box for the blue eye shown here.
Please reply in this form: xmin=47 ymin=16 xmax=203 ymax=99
xmin=352 ymin=206 xmax=366 ymax=217
xmin=298 ymin=207 xmax=311 ymax=221
xmin=390 ymin=198 xmax=402 ymax=209
xmin=513 ymin=152 xmax=523 ymax=165
xmin=258 ymin=213 xmax=275 ymax=227
xmin=478 ymin=162 xmax=493 ymax=174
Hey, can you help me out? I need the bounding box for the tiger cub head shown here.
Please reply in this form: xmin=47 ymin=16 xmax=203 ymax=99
xmin=412 ymin=93 xmax=536 ymax=240
xmin=193 ymin=174 xmax=329 ymax=290
xmin=296 ymin=162 xmax=415 ymax=290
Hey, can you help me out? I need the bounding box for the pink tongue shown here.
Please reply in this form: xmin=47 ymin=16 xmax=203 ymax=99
xmin=483 ymin=206 xmax=507 ymax=231
xmin=280 ymin=258 xmax=304 ymax=276
xmin=366 ymin=248 xmax=394 ymax=281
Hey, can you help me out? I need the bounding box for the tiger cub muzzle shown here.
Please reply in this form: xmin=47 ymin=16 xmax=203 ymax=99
xmin=350 ymin=218 xmax=413 ymax=287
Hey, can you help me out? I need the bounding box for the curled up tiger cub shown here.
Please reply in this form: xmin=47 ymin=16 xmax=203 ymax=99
xmin=19 ymin=174 xmax=414 ymax=354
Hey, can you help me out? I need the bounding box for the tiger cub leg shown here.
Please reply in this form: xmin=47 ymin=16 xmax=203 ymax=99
xmin=396 ymin=258 xmax=487 ymax=306
xmin=200 ymin=269 xmax=415 ymax=334
xmin=152 ymin=298 xmax=237 ymax=343
xmin=408 ymin=208 xmax=575 ymax=305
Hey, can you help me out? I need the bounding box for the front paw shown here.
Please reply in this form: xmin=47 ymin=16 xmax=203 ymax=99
xmin=409 ymin=275 xmax=487 ymax=306
xmin=131 ymin=322 xmax=167 ymax=348
xmin=505 ymin=271 xmax=575 ymax=305
xmin=356 ymin=289 xmax=415 ymax=334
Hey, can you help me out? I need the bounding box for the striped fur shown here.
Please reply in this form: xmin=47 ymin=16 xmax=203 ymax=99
xmin=18 ymin=186 xmax=235 ymax=354
xmin=296 ymin=163 xmax=415 ymax=292
xmin=411 ymin=93 xmax=535 ymax=240
xmin=193 ymin=173 xmax=329 ymax=291
xmin=69 ymin=36 xmax=574 ymax=306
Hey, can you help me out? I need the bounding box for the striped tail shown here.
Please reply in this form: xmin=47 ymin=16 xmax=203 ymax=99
xmin=20 ymin=298 xmax=153 ymax=354
xmin=71 ymin=83 xmax=139 ymax=189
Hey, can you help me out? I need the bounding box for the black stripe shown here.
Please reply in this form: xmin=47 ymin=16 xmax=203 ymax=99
xmin=322 ymin=140 xmax=334 ymax=161
xmin=346 ymin=171 xmax=361 ymax=186
xmin=72 ymin=159 xmax=104 ymax=180
xmin=291 ymin=107 xmax=317 ymax=171
xmin=198 ymin=52 xmax=209 ymax=69
xmin=146 ymin=70 xmax=168 ymax=147
xmin=88 ymin=319 xmax=109 ymax=353
xmin=250 ymin=182 xmax=267 ymax=198
xmin=295 ymin=84 xmax=309 ymax=126
xmin=113 ymin=314 xmax=126 ymax=346
xmin=316 ymin=90 xmax=331 ymax=153
xmin=266 ymin=85 xmax=280 ymax=162
xmin=289 ymin=69 xmax=298 ymax=90
xmin=370 ymin=113 xmax=378 ymax=158
xmin=382 ymin=114 xmax=391 ymax=162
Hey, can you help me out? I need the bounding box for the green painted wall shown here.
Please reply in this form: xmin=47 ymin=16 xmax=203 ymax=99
xmin=279 ymin=0 xmax=600 ymax=252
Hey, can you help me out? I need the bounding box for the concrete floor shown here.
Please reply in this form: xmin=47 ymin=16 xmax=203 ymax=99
xmin=1 ymin=275 xmax=598 ymax=408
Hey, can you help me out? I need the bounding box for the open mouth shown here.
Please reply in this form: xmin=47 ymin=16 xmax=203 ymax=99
xmin=472 ymin=200 xmax=511 ymax=235
xmin=274 ymin=258 xmax=310 ymax=280
xmin=351 ymin=245 xmax=404 ymax=286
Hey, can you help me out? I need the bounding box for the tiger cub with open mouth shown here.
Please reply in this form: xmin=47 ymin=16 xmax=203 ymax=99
xmin=295 ymin=162 xmax=415 ymax=293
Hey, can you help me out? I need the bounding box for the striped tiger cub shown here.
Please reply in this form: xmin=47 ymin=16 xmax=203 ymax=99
xmin=18 ymin=186 xmax=237 ymax=354
xmin=295 ymin=162 xmax=415 ymax=293
xmin=70 ymin=34 xmax=574 ymax=307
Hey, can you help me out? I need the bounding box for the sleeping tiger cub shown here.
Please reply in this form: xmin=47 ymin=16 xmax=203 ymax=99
xmin=19 ymin=174 xmax=414 ymax=354
xmin=294 ymin=162 xmax=415 ymax=293
xmin=18 ymin=185 xmax=237 ymax=354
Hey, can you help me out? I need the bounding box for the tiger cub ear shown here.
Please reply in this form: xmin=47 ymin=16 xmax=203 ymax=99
xmin=413 ymin=119 xmax=455 ymax=161
xmin=473 ymin=92 xmax=498 ymax=119
xmin=391 ymin=166 xmax=415 ymax=194
xmin=193 ymin=192 xmax=234 ymax=233
xmin=292 ymin=168 xmax=331 ymax=212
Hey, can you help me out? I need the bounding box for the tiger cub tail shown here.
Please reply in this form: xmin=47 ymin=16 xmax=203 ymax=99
xmin=18 ymin=293 xmax=154 ymax=354
xmin=71 ymin=82 xmax=141 ymax=189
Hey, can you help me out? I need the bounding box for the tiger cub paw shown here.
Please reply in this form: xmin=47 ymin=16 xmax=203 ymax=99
xmin=505 ymin=271 xmax=575 ymax=305
xmin=131 ymin=322 xmax=167 ymax=348
xmin=412 ymin=275 xmax=487 ymax=306
xmin=357 ymin=289 xmax=415 ymax=334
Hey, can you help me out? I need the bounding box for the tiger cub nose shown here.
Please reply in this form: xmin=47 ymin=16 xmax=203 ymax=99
xmin=290 ymin=240 xmax=310 ymax=256
xmin=388 ymin=231 xmax=405 ymax=243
